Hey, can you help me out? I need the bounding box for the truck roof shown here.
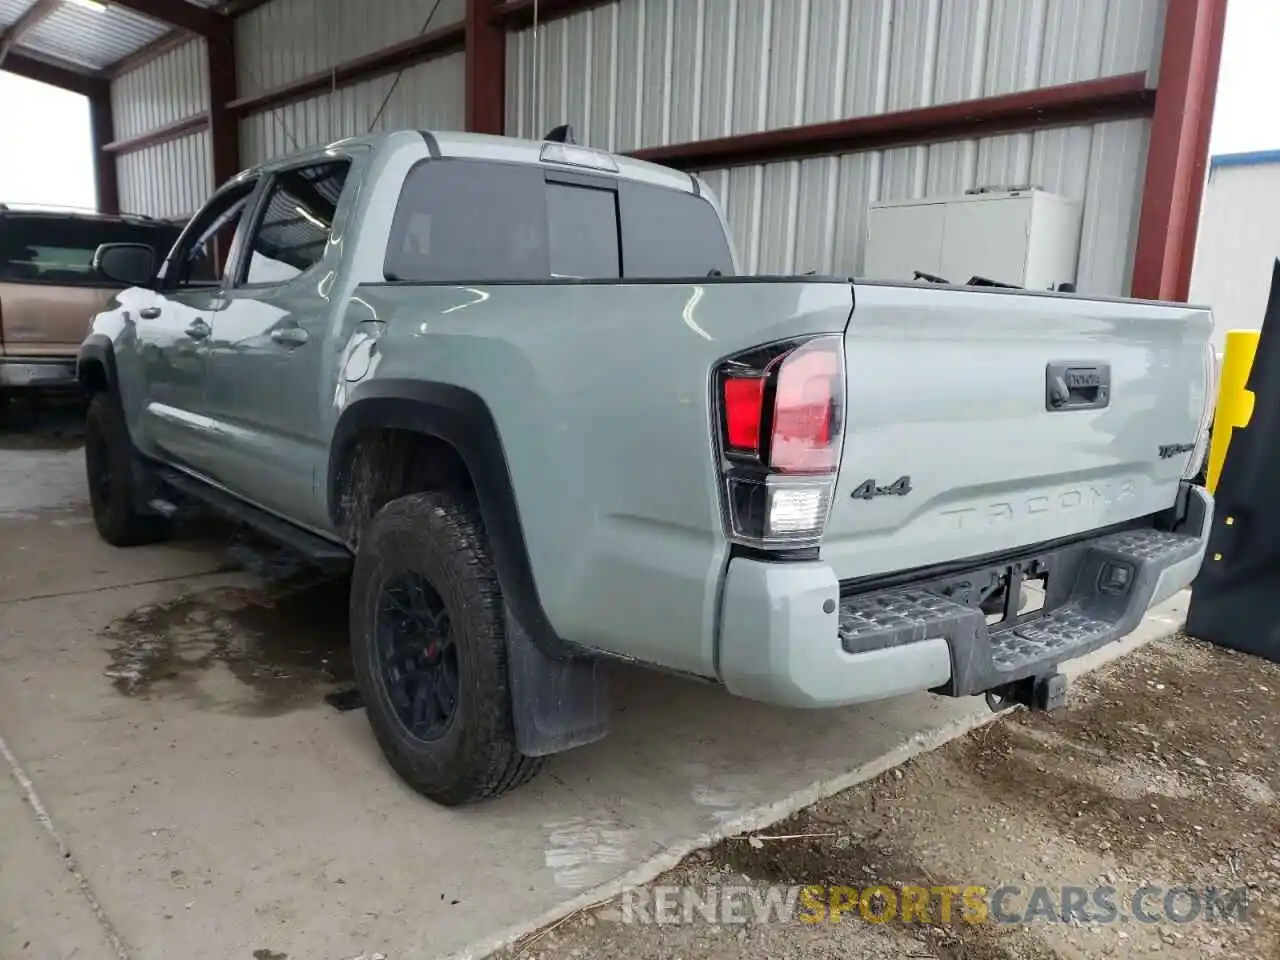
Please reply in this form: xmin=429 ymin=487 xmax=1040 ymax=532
xmin=233 ymin=129 xmax=699 ymax=196
xmin=0 ymin=203 xmax=172 ymax=226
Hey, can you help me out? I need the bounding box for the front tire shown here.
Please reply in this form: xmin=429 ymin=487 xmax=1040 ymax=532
xmin=350 ymin=491 xmax=544 ymax=805
xmin=84 ymin=392 xmax=168 ymax=547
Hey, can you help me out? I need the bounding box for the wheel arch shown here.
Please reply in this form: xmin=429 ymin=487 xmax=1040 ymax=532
xmin=329 ymin=379 xmax=572 ymax=661
xmin=77 ymin=334 xmax=118 ymax=396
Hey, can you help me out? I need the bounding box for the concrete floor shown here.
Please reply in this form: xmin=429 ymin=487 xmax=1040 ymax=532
xmin=0 ymin=412 xmax=1189 ymax=960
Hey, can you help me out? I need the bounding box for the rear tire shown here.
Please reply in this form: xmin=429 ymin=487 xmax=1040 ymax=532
xmin=349 ymin=491 xmax=544 ymax=805
xmin=84 ymin=392 xmax=168 ymax=547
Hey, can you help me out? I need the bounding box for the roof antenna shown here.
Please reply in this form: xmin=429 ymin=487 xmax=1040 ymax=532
xmin=544 ymin=124 xmax=576 ymax=144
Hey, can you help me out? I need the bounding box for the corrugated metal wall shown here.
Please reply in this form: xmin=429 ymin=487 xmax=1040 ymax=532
xmin=117 ymin=132 xmax=213 ymax=221
xmin=239 ymin=53 xmax=466 ymax=166
xmin=111 ymin=39 xmax=209 ymax=140
xmin=504 ymin=0 xmax=1165 ymax=294
xmin=109 ymin=38 xmax=212 ymax=218
xmin=697 ymin=118 xmax=1149 ymax=295
xmin=233 ymin=0 xmax=467 ymax=167
xmin=235 ymin=0 xmax=464 ymax=96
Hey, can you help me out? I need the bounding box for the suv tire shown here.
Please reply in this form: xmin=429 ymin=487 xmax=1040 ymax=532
xmin=350 ymin=491 xmax=544 ymax=805
xmin=84 ymin=392 xmax=169 ymax=547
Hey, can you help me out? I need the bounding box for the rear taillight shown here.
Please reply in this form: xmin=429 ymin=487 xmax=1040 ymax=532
xmin=714 ymin=335 xmax=845 ymax=549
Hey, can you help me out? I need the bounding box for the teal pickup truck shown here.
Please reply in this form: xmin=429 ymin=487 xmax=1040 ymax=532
xmin=80 ymin=130 xmax=1216 ymax=805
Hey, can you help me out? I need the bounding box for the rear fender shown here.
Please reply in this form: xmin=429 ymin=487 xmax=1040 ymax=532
xmin=329 ymin=379 xmax=609 ymax=755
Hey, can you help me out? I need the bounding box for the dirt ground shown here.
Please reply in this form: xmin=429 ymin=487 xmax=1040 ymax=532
xmin=504 ymin=633 xmax=1280 ymax=960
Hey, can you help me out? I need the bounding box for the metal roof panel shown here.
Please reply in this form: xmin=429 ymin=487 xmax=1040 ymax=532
xmin=20 ymin=2 xmax=168 ymax=71
xmin=0 ymin=0 xmax=37 ymax=32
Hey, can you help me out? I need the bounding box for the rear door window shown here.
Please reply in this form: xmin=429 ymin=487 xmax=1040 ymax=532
xmin=0 ymin=216 xmax=181 ymax=286
xmin=385 ymin=161 xmax=548 ymax=282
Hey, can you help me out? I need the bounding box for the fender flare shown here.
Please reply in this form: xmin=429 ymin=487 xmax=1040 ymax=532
xmin=329 ymin=379 xmax=573 ymax=660
xmin=77 ymin=334 xmax=119 ymax=394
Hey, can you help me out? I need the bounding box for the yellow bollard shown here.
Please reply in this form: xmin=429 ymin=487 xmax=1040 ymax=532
xmin=1207 ymin=330 xmax=1261 ymax=494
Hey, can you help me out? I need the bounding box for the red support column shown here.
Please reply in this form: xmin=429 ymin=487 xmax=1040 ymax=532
xmin=88 ymin=81 xmax=120 ymax=215
xmin=207 ymin=26 xmax=241 ymax=189
xmin=1131 ymin=0 xmax=1229 ymax=301
xmin=466 ymin=0 xmax=505 ymax=134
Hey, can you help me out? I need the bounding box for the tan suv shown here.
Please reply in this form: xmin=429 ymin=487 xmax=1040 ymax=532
xmin=0 ymin=206 xmax=180 ymax=396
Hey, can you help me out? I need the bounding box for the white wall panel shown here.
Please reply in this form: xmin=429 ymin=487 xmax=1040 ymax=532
xmin=239 ymin=52 xmax=465 ymax=166
xmin=236 ymin=0 xmax=465 ymax=97
xmin=110 ymin=39 xmax=209 ymax=141
xmin=1189 ymin=159 xmax=1280 ymax=352
xmin=696 ymin=117 xmax=1149 ymax=297
xmin=505 ymin=0 xmax=1165 ymax=148
xmin=116 ymin=131 xmax=212 ymax=220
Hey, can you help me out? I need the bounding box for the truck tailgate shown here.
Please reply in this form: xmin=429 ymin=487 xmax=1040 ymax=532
xmin=822 ymin=282 xmax=1213 ymax=582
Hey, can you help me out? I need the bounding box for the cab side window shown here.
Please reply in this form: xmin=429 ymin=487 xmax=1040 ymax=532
xmin=242 ymin=161 xmax=350 ymax=286
xmin=165 ymin=183 xmax=256 ymax=289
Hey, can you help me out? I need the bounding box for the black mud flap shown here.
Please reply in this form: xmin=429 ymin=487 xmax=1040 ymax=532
xmin=505 ymin=605 xmax=610 ymax=756
xmin=1187 ymin=259 xmax=1280 ymax=662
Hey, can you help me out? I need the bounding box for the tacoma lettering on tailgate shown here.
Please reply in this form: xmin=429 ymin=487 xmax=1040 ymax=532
xmin=939 ymin=480 xmax=1137 ymax=531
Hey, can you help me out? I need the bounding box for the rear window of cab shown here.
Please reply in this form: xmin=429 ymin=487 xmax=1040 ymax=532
xmin=383 ymin=159 xmax=734 ymax=283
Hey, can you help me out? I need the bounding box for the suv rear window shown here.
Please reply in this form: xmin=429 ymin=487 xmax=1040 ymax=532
xmin=384 ymin=160 xmax=733 ymax=283
xmin=0 ymin=216 xmax=180 ymax=286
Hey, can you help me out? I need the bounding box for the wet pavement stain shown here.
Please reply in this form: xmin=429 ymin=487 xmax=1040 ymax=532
xmin=102 ymin=577 xmax=355 ymax=716
xmin=0 ymin=396 xmax=86 ymax=450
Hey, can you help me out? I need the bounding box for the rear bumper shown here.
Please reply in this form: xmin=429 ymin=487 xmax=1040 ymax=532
xmin=717 ymin=483 xmax=1212 ymax=708
xmin=0 ymin=357 xmax=79 ymax=389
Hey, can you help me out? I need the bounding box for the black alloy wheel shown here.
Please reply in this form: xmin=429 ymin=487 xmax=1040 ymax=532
xmin=374 ymin=571 xmax=460 ymax=740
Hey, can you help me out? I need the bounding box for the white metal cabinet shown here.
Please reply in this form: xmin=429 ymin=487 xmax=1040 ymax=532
xmin=864 ymin=190 xmax=1083 ymax=291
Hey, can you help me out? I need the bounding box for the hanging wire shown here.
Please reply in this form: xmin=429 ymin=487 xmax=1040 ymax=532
xmin=531 ymin=0 xmax=540 ymax=137
xmin=367 ymin=0 xmax=446 ymax=134
xmin=235 ymin=57 xmax=301 ymax=155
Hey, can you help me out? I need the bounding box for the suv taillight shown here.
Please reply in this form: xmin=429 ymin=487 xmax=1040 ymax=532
xmin=715 ymin=335 xmax=845 ymax=549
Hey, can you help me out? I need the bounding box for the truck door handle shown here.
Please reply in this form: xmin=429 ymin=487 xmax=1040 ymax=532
xmin=270 ymin=326 xmax=309 ymax=347
xmin=139 ymin=306 xmax=162 ymax=320
xmin=185 ymin=319 xmax=211 ymax=340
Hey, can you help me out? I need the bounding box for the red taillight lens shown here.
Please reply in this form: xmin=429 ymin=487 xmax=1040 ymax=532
xmin=723 ymin=376 xmax=765 ymax=452
xmin=714 ymin=334 xmax=846 ymax=549
xmin=768 ymin=338 xmax=843 ymax=473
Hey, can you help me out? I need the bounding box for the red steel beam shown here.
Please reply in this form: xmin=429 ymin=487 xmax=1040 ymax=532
xmin=102 ymin=112 xmax=208 ymax=154
xmin=492 ymin=0 xmax=611 ymax=30
xmin=466 ymin=0 xmax=505 ymax=133
xmin=219 ymin=0 xmax=274 ymax=15
xmin=1131 ymin=0 xmax=1229 ymax=302
xmin=226 ymin=23 xmax=466 ymax=117
xmin=88 ymin=80 xmax=121 ymax=215
xmin=1 ymin=49 xmax=97 ymax=94
xmin=632 ymin=73 xmax=1155 ymax=171
xmin=107 ymin=0 xmax=227 ymax=38
xmin=207 ymin=29 xmax=240 ymax=188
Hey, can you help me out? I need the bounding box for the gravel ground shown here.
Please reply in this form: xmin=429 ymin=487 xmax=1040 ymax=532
xmin=499 ymin=633 xmax=1279 ymax=960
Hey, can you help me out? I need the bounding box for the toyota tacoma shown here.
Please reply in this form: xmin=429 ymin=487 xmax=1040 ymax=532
xmin=78 ymin=130 xmax=1216 ymax=805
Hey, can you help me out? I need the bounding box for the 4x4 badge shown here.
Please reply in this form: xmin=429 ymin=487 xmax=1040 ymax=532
xmin=851 ymin=476 xmax=913 ymax=500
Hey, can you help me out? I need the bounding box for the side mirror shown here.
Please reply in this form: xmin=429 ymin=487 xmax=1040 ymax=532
xmin=94 ymin=243 xmax=155 ymax=288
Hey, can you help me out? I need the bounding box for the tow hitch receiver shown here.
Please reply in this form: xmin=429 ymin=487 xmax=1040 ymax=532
xmin=985 ymin=672 xmax=1069 ymax=713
